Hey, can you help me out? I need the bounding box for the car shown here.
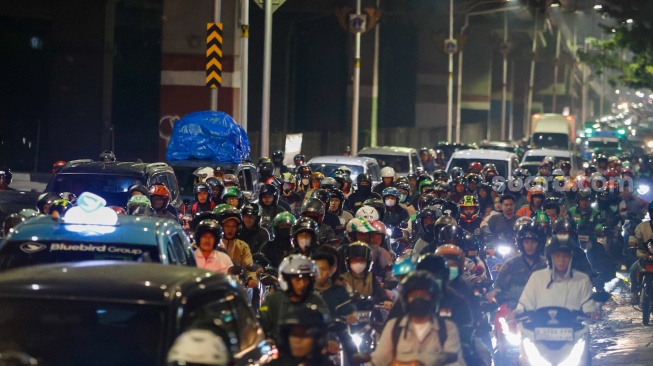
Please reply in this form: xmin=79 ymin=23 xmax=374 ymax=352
xmin=0 ymin=192 xmax=196 ymax=271
xmin=45 ymin=158 xmax=182 ymax=210
xmin=168 ymin=160 xmax=259 ymax=204
xmin=581 ymin=136 xmax=622 ymax=161
xmin=307 ymin=155 xmax=382 ymax=186
xmin=445 ymin=149 xmax=520 ymax=179
xmin=478 ymin=140 xmax=523 ymax=159
xmin=520 ymin=149 xmax=576 ymax=176
xmin=0 ymin=261 xmax=275 ymax=365
xmin=433 ymin=142 xmax=477 ymax=160
xmin=358 ymin=146 xmax=423 ymax=176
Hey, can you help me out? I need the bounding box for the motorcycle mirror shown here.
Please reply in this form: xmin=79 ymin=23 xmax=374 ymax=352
xmin=383 ymin=279 xmax=399 ymax=291
xmin=472 ymin=265 xmax=485 ymax=277
xmin=391 ymin=227 xmax=403 ymax=239
xmin=228 ymin=266 xmax=244 ymax=276
xmin=591 ymin=291 xmax=611 ymax=303
xmin=328 ymin=318 xmax=348 ymax=333
xmin=351 ymin=353 xmax=371 ymax=364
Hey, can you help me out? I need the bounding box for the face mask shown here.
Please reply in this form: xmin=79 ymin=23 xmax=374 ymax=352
xmin=385 ymin=198 xmax=396 ymax=207
xmin=557 ymin=234 xmax=570 ymax=242
xmin=407 ymin=298 xmax=432 ymax=317
xmin=302 ymin=178 xmax=310 ymax=186
xmin=277 ymin=228 xmax=291 ymax=238
xmin=359 ymin=185 xmax=371 ymax=193
xmin=434 ymin=279 xmax=443 ymax=289
xmin=298 ymin=238 xmax=311 ymax=250
xmin=398 ymin=193 xmax=407 ymax=203
xmin=351 ymin=262 xmax=366 ymax=274
xmin=448 ymin=267 xmax=459 ymax=281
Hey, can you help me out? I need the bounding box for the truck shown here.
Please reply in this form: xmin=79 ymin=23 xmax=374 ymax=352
xmin=530 ymin=113 xmax=576 ymax=150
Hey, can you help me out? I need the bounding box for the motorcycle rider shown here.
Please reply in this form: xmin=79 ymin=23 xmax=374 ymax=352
xmin=148 ymin=184 xmax=179 ymax=221
xmin=340 ymin=242 xmax=393 ymax=308
xmin=420 ymin=147 xmax=436 ymax=172
xmin=127 ymin=195 xmax=153 ymax=216
xmin=374 ymin=167 xmax=396 ymax=194
xmin=191 ymin=183 xmax=215 ymax=214
xmin=237 ymin=204 xmax=270 ymax=253
xmin=272 ymin=150 xmax=291 ymax=176
xmin=381 ymin=187 xmax=409 ymax=228
xmin=216 ymin=207 xmax=258 ymax=288
xmin=328 ymin=188 xmax=353 ymax=226
xmin=346 ymin=218 xmax=394 ymax=279
xmin=516 ymin=186 xmax=545 ymax=218
xmin=221 ymin=186 xmax=244 ymax=209
xmin=371 ymin=271 xmax=465 ymax=366
xmin=301 ymin=198 xmax=336 ymax=245
xmin=483 ymin=193 xmax=522 ymax=244
xmin=259 ymin=183 xmax=286 ymax=225
xmin=515 ymin=235 xmax=598 ymax=319
xmin=280 ymin=172 xmax=303 ymax=212
xmin=543 ymin=196 xmax=563 ymax=224
xmin=0 ymin=167 xmax=12 ymax=190
xmin=259 ymin=254 xmax=330 ymax=343
xmin=487 ymin=224 xmax=547 ymax=305
xmin=296 ymin=165 xmax=312 ymax=193
xmin=310 ymin=189 xmax=342 ymax=232
xmin=293 ymin=153 xmax=305 ymax=168
xmin=193 ymin=219 xmax=234 ymax=274
xmin=458 ymin=196 xmax=483 ymax=237
xmin=205 ymin=177 xmax=224 ymax=205
xmin=628 ymin=202 xmax=653 ymax=304
xmin=346 ymin=173 xmax=374 ymax=211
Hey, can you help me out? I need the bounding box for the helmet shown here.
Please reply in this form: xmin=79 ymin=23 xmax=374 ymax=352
xmin=417 ymin=193 xmax=439 ymax=211
xmin=395 ymin=181 xmax=411 ymax=202
xmin=542 ymin=156 xmax=556 ymax=167
xmin=311 ymin=189 xmax=331 ymax=205
xmin=297 ymin=165 xmax=312 ymax=179
xmin=416 ymin=254 xmax=450 ymax=283
xmin=149 ymin=184 xmax=172 ymax=210
xmin=468 ymin=162 xmax=483 ymax=174
xmin=533 ymin=210 xmax=552 ymax=236
xmin=538 ymin=160 xmax=551 ymax=169
xmin=291 ymin=217 xmax=319 ymax=245
xmin=418 ymin=206 xmax=439 ymax=233
xmin=281 ymin=172 xmax=297 ymax=190
xmin=585 ymin=165 xmax=597 ymax=177
xmin=195 ymin=219 xmax=223 ymax=246
xmin=380 ymin=167 xmax=395 ymax=179
xmin=222 ymin=174 xmax=239 ymax=187
xmin=272 ymin=150 xmax=284 ymax=161
xmin=258 ymin=184 xmax=279 ymax=207
xmin=577 ymin=187 xmax=594 ymax=202
xmin=205 ymin=176 xmax=223 ymax=190
xmin=355 ymin=205 xmax=379 ymax=221
xmin=438 ymin=224 xmax=464 ymax=247
xmin=99 ymin=150 xmax=116 ymax=162
xmin=3 ymin=213 xmax=26 ymax=236
xmin=552 ymin=169 xmax=564 ymax=177
xmin=400 ymin=271 xmax=441 ymax=304
xmin=552 ymin=217 xmax=577 ymax=236
xmin=527 ymin=186 xmax=546 ymax=204
xmin=517 ymin=222 xmax=544 ymax=254
xmin=544 ymin=235 xmax=578 ymax=261
xmin=432 ymin=170 xmax=447 ymax=182
xmin=221 ymin=186 xmax=243 ymax=207
xmin=450 ymin=167 xmax=465 ymax=180
xmin=466 ymin=173 xmax=482 ymax=186
xmin=451 ymin=176 xmax=468 ymax=192
xmin=128 ymin=184 xmax=150 ymax=198
xmin=357 ymin=173 xmax=372 ymax=186
xmin=482 ymin=163 xmax=498 ymax=178
xmin=560 ymin=161 xmax=571 ymax=171
xmin=194 ymin=182 xmax=210 ymax=195
xmin=418 ymin=180 xmax=434 ymax=194
xmin=167 ymin=329 xmax=231 ymax=366
xmin=329 ymin=189 xmax=345 ymax=214
xmin=512 ymin=168 xmax=530 ymax=179
xmin=334 ymin=166 xmax=352 ymax=176
xmin=382 ymin=187 xmax=400 ymax=200
xmin=433 ymin=215 xmax=457 ymax=237
xmin=362 ymin=198 xmax=386 ymax=220
xmin=48 ymin=199 xmax=73 ymax=217
xmin=459 ymin=196 xmax=479 ymax=222
xmin=392 ymin=253 xmax=417 ymax=277
xmin=293 ymin=153 xmax=306 ymax=165
xmin=434 ymin=244 xmax=466 ymax=274
xmin=258 ymin=160 xmax=275 ymax=179
xmin=127 ymin=195 xmax=152 ymax=214
xmin=543 ymin=197 xmax=561 ymax=212
xmin=440 ymin=201 xmax=460 ymax=219
xmin=212 ymin=203 xmax=231 ymax=215
xmin=272 ymin=212 xmax=296 ymax=236
xmin=280 ymin=303 xmax=330 ymax=338
xmin=278 ymin=254 xmax=317 ymax=292
xmin=36 ymin=192 xmax=60 ymax=214
xmin=301 ymin=198 xmax=326 ymax=223
xmin=216 ymin=207 xmax=242 ymax=225
xmin=344 ymin=242 xmax=373 ymax=272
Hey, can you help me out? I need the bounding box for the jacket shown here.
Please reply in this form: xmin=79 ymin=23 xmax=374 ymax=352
xmin=371 ymin=315 xmax=465 ymax=366
xmin=629 ymin=220 xmax=653 ymax=259
xmin=238 ymin=226 xmax=270 ymax=254
xmin=491 ymin=254 xmax=547 ymax=304
xmin=340 ymin=272 xmax=388 ymax=303
xmin=383 ymin=206 xmax=409 ymax=228
xmin=516 ymin=268 xmax=596 ymax=314
xmin=221 ymin=238 xmax=256 ymax=281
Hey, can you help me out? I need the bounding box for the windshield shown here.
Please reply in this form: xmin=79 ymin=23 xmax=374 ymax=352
xmin=0 ymin=241 xmax=160 ymax=271
xmin=447 ymin=158 xmax=509 ymax=178
xmin=48 ymin=174 xmax=144 ymax=207
xmin=308 ymin=163 xmax=364 ymax=182
xmin=531 ymin=133 xmax=569 ymax=149
xmin=586 ymin=140 xmax=620 ymax=150
xmin=523 ymin=154 xmax=568 ymax=164
xmin=479 ymin=145 xmax=515 ymax=153
xmin=171 ymin=166 xmax=199 ymax=198
xmin=0 ymin=298 xmax=165 ymax=365
xmin=358 ymin=154 xmax=410 ymax=173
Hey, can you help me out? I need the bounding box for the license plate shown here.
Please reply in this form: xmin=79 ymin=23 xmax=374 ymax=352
xmin=534 ymin=327 xmax=573 ymax=341
xmin=578 ymin=235 xmax=589 ymax=242
xmin=357 ymin=311 xmax=371 ymax=323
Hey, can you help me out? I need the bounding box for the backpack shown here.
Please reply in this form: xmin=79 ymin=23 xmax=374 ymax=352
xmin=391 ymin=315 xmax=447 ymax=360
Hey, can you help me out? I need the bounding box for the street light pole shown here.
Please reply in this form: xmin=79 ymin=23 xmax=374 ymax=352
xmin=239 ymin=0 xmax=249 ymax=131
xmin=525 ymin=11 xmax=538 ymax=138
xmin=447 ymin=0 xmax=454 ymax=143
xmin=501 ymin=11 xmax=507 ymax=141
xmin=351 ymin=0 xmax=362 ymax=155
xmin=370 ymin=0 xmax=380 ymax=148
xmin=210 ymin=0 xmax=221 ymax=111
xmin=261 ymin=0 xmax=273 ymax=158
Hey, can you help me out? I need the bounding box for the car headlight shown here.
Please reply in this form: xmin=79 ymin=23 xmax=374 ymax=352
xmin=638 ymin=184 xmax=650 ymax=195
xmin=558 ymin=339 xmax=586 ymax=366
xmin=523 ymin=338 xmax=551 ymax=366
xmin=498 ymin=317 xmax=521 ymax=346
xmin=351 ymin=333 xmax=362 ymax=347
xmin=497 ymin=245 xmax=512 ymax=257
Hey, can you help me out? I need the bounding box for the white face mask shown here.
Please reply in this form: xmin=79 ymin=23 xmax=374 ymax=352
xmin=298 ymin=238 xmax=311 ymax=250
xmin=385 ymin=198 xmax=396 ymax=207
xmin=558 ymin=234 xmax=570 ymax=242
xmin=351 ymin=262 xmax=366 ymax=274
xmin=301 ymin=178 xmax=310 ymax=186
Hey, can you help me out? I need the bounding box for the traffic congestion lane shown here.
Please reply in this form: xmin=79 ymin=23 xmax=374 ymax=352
xmin=593 ymin=275 xmax=653 ymax=366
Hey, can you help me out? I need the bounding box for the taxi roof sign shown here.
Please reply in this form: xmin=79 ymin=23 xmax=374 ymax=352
xmin=63 ymin=192 xmax=118 ymax=226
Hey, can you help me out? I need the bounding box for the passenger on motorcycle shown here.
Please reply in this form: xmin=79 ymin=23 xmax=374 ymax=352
xmin=204 ymin=176 xmax=224 ymax=205
xmin=222 ymin=186 xmax=244 ymax=210
xmin=238 ymin=204 xmax=270 ymax=254
xmin=259 ymin=183 xmax=287 ymax=225
xmin=259 ymin=254 xmax=330 ymax=343
xmin=515 ymin=235 xmax=598 ymax=319
xmin=340 ymin=242 xmax=393 ymax=308
xmin=345 ymin=218 xmax=394 ymax=279
xmin=304 ymin=171 xmax=324 ymax=201
xmin=311 ymin=189 xmax=343 ymax=232
xmin=193 ymin=219 xmax=233 ymax=274
xmin=279 ymin=172 xmax=303 ymax=211
xmin=191 ymin=183 xmax=215 ymax=214
xmin=301 ymin=198 xmax=336 ymax=245
xmin=148 ymin=184 xmax=179 ymax=221
xmin=258 ymin=213 xmax=300 ymax=268
xmin=371 ymin=271 xmax=465 ymax=366
xmin=329 ymin=188 xmax=354 ymax=226
xmin=482 ymin=193 xmax=522 ymax=243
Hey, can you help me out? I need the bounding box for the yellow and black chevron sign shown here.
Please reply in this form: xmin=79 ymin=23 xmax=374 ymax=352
xmin=206 ymin=22 xmax=223 ymax=88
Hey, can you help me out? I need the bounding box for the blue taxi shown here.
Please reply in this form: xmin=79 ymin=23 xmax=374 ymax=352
xmin=0 ymin=192 xmax=196 ymax=270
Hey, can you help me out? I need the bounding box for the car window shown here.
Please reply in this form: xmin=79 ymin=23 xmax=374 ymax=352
xmin=169 ymin=232 xmax=189 ymax=266
xmin=411 ymin=153 xmax=421 ymax=171
xmin=48 ymin=173 xmax=143 ymax=207
xmin=166 ymin=242 xmax=179 ymax=265
xmin=368 ymin=163 xmax=381 ymax=181
xmin=359 ymin=154 xmax=410 ymax=174
xmin=166 ymin=172 xmax=179 ymax=199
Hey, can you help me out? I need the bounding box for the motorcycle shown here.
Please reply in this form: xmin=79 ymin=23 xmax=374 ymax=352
xmin=638 ymin=241 xmax=653 ymax=324
xmin=493 ymin=303 xmax=521 ymax=366
xmin=515 ymin=292 xmax=610 ymax=366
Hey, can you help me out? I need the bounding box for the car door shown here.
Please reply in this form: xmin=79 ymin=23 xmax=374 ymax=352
xmin=169 ymin=230 xmax=196 ymax=266
xmin=411 ymin=152 xmax=422 ymax=172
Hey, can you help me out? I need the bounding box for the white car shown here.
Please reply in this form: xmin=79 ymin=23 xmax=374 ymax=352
xmin=307 ymin=156 xmax=382 ymax=187
xmin=446 ymin=149 xmax=520 ymax=179
xmin=357 ymin=146 xmax=423 ymax=176
xmin=520 ymin=149 xmax=575 ymax=176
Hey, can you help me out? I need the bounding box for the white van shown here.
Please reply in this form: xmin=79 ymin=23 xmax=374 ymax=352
xmin=446 ymin=149 xmax=520 ymax=179
xmin=530 ymin=114 xmax=575 ymax=150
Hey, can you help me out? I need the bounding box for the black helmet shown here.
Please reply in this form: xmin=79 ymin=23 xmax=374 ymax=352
xmin=416 ymin=254 xmax=450 ymax=283
xmin=258 ymin=161 xmax=275 ymax=178
xmin=272 ymin=150 xmax=284 ymax=160
xmin=577 ymin=187 xmax=594 ymax=202
xmin=293 ymin=153 xmax=306 ymax=165
xmin=432 ymin=170 xmax=448 ymax=182
xmin=357 ymin=173 xmax=373 ymax=186
xmin=400 ymin=270 xmax=441 ymax=304
xmin=280 ymin=304 xmax=329 ymax=334
xmin=417 ymin=193 xmax=439 ymax=211
xmin=329 ymin=189 xmax=345 ymax=214
xmin=433 ymin=216 xmax=457 ymax=237
xmin=128 ymin=184 xmax=150 ymax=198
xmin=301 ymin=198 xmax=326 ymax=223
xmin=3 ymin=213 xmax=26 ymax=236
xmin=297 ymin=165 xmax=312 ymax=178
xmin=310 ymin=189 xmax=331 ymax=205
xmin=418 ymin=206 xmax=439 ymax=234
xmin=320 ymin=177 xmax=338 ymax=191
xmin=552 ymin=217 xmax=577 ymax=236
xmin=194 ymin=182 xmax=210 ymax=195
xmin=543 ymin=197 xmax=561 ymax=213
xmin=291 ymin=217 xmax=319 ymax=249
xmin=512 ymin=168 xmax=530 ymax=179
xmin=440 ymin=201 xmax=460 ymax=220
xmin=438 ymin=224 xmax=464 ymax=247
xmin=0 ymin=167 xmax=13 ymax=186
xmin=516 ymin=224 xmax=544 ymax=254
xmin=195 ymin=219 xmax=223 ymax=247
xmin=241 ymin=204 xmax=260 ymax=218
xmin=344 ymin=241 xmax=372 ymax=272
xmin=205 ymin=176 xmax=223 ymax=190
xmin=450 ymin=167 xmax=464 ymax=180
xmin=216 ymin=207 xmax=243 ymax=225
xmin=544 ymin=234 xmax=578 ymax=260
xmin=259 ymin=183 xmax=279 ymax=207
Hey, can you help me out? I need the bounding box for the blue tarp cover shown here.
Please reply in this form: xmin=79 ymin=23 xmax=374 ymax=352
xmin=166 ymin=111 xmax=250 ymax=163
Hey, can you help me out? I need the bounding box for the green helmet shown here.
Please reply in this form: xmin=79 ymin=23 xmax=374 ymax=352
xmin=127 ymin=195 xmax=151 ymax=208
xmin=212 ymin=203 xmax=232 ymax=214
xmin=272 ymin=212 xmax=297 ymax=229
xmin=222 ymin=186 xmax=242 ymax=199
xmin=534 ymin=210 xmax=550 ymax=224
xmin=419 ymin=179 xmax=433 ymax=193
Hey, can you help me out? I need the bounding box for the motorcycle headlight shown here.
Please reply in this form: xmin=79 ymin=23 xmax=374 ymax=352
xmin=638 ymin=184 xmax=650 ymax=195
xmin=497 ymin=245 xmax=512 ymax=257
xmin=523 ymin=338 xmax=551 ymax=366
xmin=386 ymin=228 xmax=393 ymax=237
xmin=558 ymin=339 xmax=586 ymax=366
xmin=498 ymin=317 xmax=521 ymax=346
xmin=351 ymin=334 xmax=362 ymax=348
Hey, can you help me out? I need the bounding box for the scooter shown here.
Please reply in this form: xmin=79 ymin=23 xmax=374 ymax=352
xmin=515 ymin=292 xmax=610 ymax=366
xmin=637 ymin=241 xmax=653 ymax=324
xmin=493 ymin=303 xmax=521 ymax=366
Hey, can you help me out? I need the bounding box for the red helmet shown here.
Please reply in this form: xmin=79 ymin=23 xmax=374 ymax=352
xmin=468 ymin=162 xmax=483 ymax=174
xmin=149 ymin=184 xmax=171 ymax=208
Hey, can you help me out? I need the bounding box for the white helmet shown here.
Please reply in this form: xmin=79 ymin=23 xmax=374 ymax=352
xmin=278 ymin=254 xmax=317 ymax=292
xmin=346 ymin=218 xmax=363 ymax=234
xmin=380 ymin=167 xmax=395 ymax=178
xmin=167 ymin=329 xmax=230 ymax=365
xmin=355 ymin=206 xmax=379 ymax=221
xmin=193 ymin=167 xmax=214 ymax=181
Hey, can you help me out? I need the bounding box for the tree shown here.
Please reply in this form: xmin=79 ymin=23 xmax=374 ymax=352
xmin=579 ymin=0 xmax=653 ymax=90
